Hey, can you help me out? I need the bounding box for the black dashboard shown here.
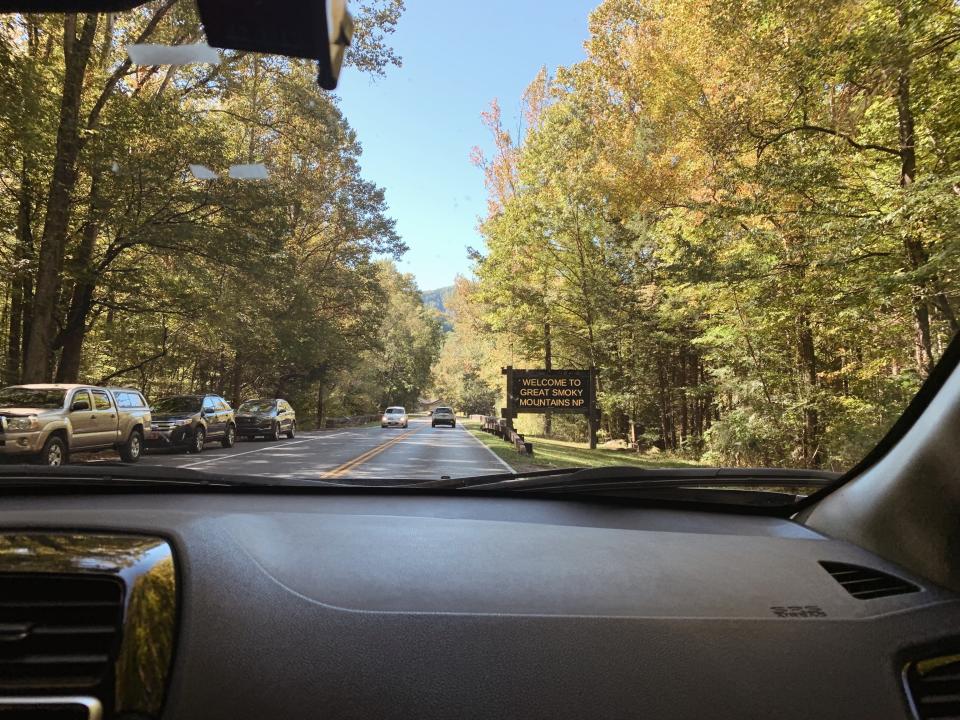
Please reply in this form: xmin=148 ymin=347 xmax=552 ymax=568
xmin=1 ymin=492 xmax=958 ymax=719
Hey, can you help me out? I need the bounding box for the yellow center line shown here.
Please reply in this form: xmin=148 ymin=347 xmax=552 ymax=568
xmin=322 ymin=426 xmax=424 ymax=478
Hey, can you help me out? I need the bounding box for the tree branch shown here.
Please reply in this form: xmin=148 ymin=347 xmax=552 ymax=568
xmin=96 ymin=327 xmax=169 ymax=385
xmin=757 ymin=124 xmax=901 ymax=157
xmin=83 ymin=0 xmax=177 ymax=137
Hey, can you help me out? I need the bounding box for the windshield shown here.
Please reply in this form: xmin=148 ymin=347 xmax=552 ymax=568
xmin=152 ymin=397 xmax=201 ymax=415
xmin=0 ymin=388 xmax=66 ymax=409
xmin=0 ymin=1 xmax=957 ymax=500
xmin=239 ymin=400 xmax=276 ymax=413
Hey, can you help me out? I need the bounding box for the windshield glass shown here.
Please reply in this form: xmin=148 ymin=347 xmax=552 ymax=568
xmin=239 ymin=400 xmax=276 ymax=413
xmin=0 ymin=388 xmax=66 ymax=409
xmin=0 ymin=1 xmax=957 ymax=499
xmin=152 ymin=397 xmax=201 ymax=415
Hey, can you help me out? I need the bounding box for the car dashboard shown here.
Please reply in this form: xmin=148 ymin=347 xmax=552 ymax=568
xmin=0 ymin=491 xmax=957 ymax=719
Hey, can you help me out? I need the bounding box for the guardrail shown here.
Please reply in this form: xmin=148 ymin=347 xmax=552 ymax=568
xmin=480 ymin=416 xmax=533 ymax=455
xmin=323 ymin=414 xmax=380 ymax=428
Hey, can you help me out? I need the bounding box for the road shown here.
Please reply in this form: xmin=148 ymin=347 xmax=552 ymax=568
xmin=75 ymin=416 xmax=513 ymax=480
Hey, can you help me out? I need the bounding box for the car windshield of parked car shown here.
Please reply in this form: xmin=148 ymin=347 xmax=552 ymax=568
xmin=239 ymin=400 xmax=276 ymax=413
xmin=0 ymin=388 xmax=66 ymax=409
xmin=152 ymin=397 xmax=201 ymax=415
xmin=0 ymin=1 xmax=957 ymax=495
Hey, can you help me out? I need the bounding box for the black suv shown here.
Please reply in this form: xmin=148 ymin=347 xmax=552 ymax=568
xmin=235 ymin=398 xmax=297 ymax=440
xmin=146 ymin=394 xmax=236 ymax=453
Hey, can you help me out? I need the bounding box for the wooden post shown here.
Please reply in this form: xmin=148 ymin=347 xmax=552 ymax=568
xmin=588 ymin=366 xmax=598 ymax=450
xmin=501 ymin=365 xmax=515 ymax=432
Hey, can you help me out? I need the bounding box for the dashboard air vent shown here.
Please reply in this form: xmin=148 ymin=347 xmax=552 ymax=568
xmin=0 ymin=574 xmax=124 ymax=691
xmin=904 ymin=653 xmax=960 ymax=719
xmin=819 ymin=561 xmax=919 ymax=600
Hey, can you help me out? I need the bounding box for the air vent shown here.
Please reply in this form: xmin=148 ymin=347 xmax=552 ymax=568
xmin=904 ymin=653 xmax=960 ymax=719
xmin=0 ymin=574 xmax=123 ymax=691
xmin=0 ymin=697 xmax=101 ymax=719
xmin=819 ymin=561 xmax=920 ymax=600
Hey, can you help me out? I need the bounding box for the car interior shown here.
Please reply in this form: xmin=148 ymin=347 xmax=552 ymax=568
xmin=0 ymin=345 xmax=956 ymax=720
xmin=0 ymin=1 xmax=958 ymax=719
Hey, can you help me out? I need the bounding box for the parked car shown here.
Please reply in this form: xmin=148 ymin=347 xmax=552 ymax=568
xmin=381 ymin=406 xmax=408 ymax=428
xmin=235 ymin=398 xmax=296 ymax=440
xmin=146 ymin=394 xmax=236 ymax=453
xmin=0 ymin=384 xmax=151 ymax=465
xmin=431 ymin=406 xmax=456 ymax=428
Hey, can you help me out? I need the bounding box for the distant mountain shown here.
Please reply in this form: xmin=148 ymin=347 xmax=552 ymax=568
xmin=422 ymin=286 xmax=454 ymax=332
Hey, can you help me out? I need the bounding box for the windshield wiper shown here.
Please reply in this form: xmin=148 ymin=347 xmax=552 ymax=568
xmin=416 ymin=466 xmax=839 ymax=494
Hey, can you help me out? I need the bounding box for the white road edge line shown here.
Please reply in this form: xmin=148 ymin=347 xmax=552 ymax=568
xmin=180 ymin=436 xmax=335 ymax=468
xmin=457 ymin=423 xmax=515 ymax=473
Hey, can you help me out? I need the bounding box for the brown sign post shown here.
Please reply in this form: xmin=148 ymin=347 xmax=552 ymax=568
xmin=501 ymin=366 xmax=599 ymax=449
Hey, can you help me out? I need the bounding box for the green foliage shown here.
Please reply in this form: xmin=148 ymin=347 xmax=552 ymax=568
xmin=0 ymin=4 xmax=447 ymax=428
xmin=453 ymin=0 xmax=960 ymax=469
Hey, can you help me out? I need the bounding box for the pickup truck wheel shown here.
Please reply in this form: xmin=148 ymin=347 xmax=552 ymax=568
xmin=188 ymin=427 xmax=205 ymax=454
xmin=38 ymin=436 xmax=67 ymax=466
xmin=286 ymin=422 xmax=296 ymax=439
xmin=221 ymin=424 xmax=236 ymax=448
xmin=119 ymin=429 xmax=143 ymax=463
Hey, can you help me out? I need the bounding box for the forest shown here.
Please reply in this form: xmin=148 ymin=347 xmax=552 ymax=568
xmin=433 ymin=0 xmax=960 ymax=469
xmin=0 ymin=1 xmax=444 ymax=427
xmin=3 ymin=0 xmax=959 ymax=467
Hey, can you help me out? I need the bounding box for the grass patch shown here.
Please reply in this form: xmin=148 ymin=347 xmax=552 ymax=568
xmin=463 ymin=420 xmax=702 ymax=472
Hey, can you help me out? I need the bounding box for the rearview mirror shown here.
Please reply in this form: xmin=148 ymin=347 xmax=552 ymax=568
xmin=0 ymin=0 xmax=354 ymax=91
xmin=71 ymin=400 xmax=90 ymax=412
xmin=197 ymin=0 xmax=353 ymax=90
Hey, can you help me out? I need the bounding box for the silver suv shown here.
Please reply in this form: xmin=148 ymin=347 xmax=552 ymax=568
xmin=431 ymin=406 xmax=456 ymax=428
xmin=0 ymin=384 xmax=151 ymax=466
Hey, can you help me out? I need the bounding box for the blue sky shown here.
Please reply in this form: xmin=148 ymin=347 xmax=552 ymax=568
xmin=335 ymin=0 xmax=597 ymax=291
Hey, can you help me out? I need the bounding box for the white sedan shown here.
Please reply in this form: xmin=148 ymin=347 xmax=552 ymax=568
xmin=381 ymin=407 xmax=408 ymax=428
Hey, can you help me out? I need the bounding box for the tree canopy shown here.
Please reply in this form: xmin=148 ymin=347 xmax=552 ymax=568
xmin=0 ymin=1 xmax=443 ymax=425
xmin=445 ymin=0 xmax=960 ymax=468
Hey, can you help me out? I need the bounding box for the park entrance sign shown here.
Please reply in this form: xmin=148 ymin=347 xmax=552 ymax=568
xmin=501 ymin=366 xmax=600 ymax=448
xmin=510 ymin=369 xmax=592 ymax=412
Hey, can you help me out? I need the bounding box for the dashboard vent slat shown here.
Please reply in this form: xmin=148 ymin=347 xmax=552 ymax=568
xmin=905 ymin=653 xmax=960 ymax=719
xmin=0 ymin=575 xmax=123 ymax=691
xmin=819 ymin=561 xmax=919 ymax=600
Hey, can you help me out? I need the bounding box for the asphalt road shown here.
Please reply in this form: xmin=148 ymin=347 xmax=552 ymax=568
xmin=76 ymin=416 xmax=513 ymax=480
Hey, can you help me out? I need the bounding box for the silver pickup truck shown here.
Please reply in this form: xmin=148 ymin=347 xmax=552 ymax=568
xmin=0 ymin=384 xmax=151 ymax=466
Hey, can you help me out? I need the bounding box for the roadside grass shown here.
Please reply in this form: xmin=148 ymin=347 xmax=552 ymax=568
xmin=463 ymin=420 xmax=702 ymax=473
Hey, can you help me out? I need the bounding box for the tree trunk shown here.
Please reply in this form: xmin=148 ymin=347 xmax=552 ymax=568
xmin=895 ymin=3 xmax=954 ymax=374
xmin=6 ymin=164 xmax=34 ymax=384
xmin=543 ymin=320 xmax=552 ymax=437
xmin=231 ymin=354 xmax=242 ymax=405
xmin=22 ymin=13 xmax=99 ymax=382
xmin=679 ymin=345 xmax=688 ymax=446
xmin=54 ymin=281 xmax=94 ymax=384
xmin=55 ymin=173 xmax=102 ymax=383
xmin=798 ymin=315 xmax=821 ymax=467
xmin=316 ymin=383 xmax=325 ymax=429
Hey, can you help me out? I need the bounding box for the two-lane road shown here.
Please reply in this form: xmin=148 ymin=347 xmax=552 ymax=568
xmin=77 ymin=416 xmax=512 ymax=480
